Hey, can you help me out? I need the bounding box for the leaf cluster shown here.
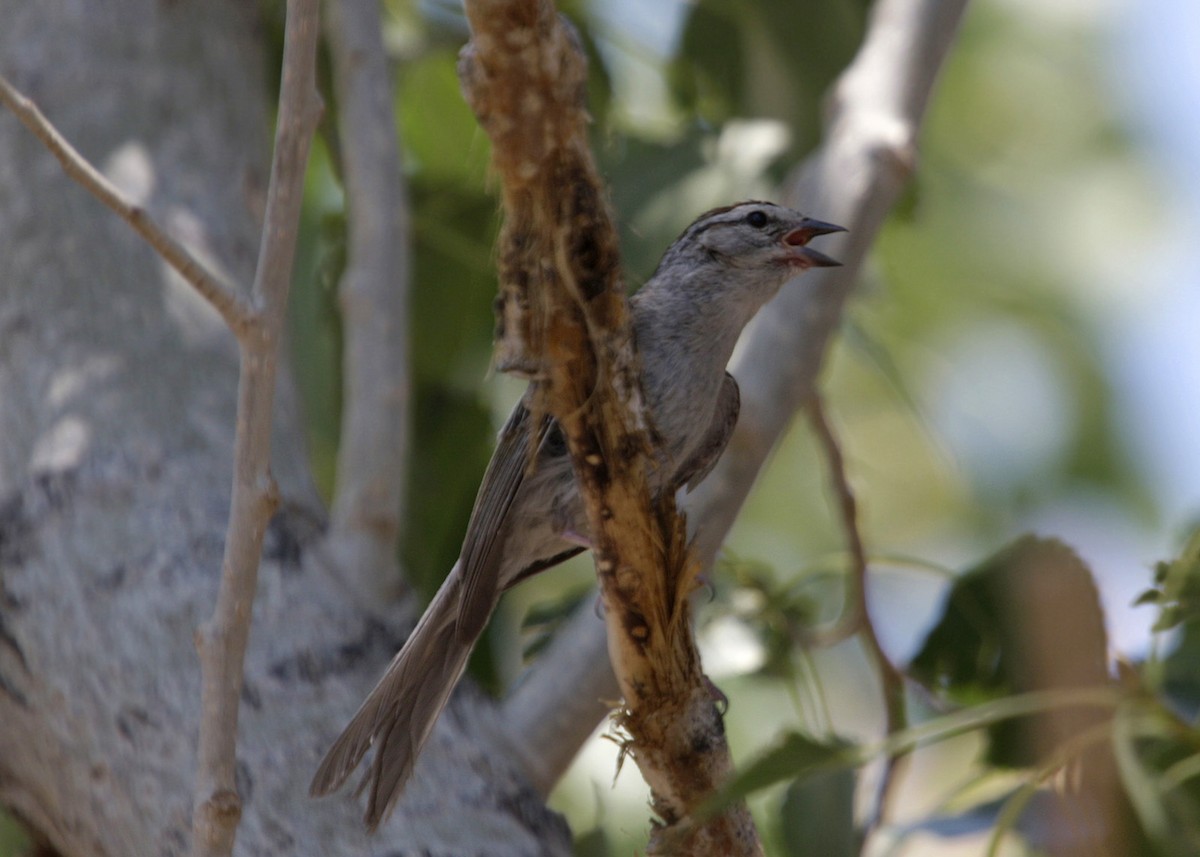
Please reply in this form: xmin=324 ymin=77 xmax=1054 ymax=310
xmin=707 ymin=533 xmax=1200 ymax=856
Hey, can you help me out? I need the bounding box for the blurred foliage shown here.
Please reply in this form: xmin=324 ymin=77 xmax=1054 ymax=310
xmin=0 ymin=818 xmax=26 ymax=857
xmin=709 ymin=534 xmax=1200 ymax=856
xmin=271 ymin=0 xmax=1200 ymax=855
xmin=672 ymin=0 xmax=866 ymax=156
xmin=1137 ymin=525 xmax=1200 ymax=632
xmin=1145 ymin=526 xmax=1200 ymax=722
xmin=779 ymin=767 xmax=860 ymax=857
xmin=909 ymin=536 xmax=1109 ymax=768
xmin=519 ymin=583 xmax=593 ymax=662
xmin=709 ymin=731 xmax=856 ymax=812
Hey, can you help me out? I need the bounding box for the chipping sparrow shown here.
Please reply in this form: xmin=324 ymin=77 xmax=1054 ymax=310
xmin=310 ymin=200 xmax=844 ymax=828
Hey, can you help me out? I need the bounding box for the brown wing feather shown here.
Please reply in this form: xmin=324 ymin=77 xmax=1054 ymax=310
xmin=677 ymin=372 xmax=740 ymax=492
xmin=456 ymin=400 xmax=554 ymax=642
xmin=309 ymin=567 xmax=469 ymax=829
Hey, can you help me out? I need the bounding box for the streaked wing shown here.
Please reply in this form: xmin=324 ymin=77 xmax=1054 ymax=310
xmin=678 ymin=372 xmax=740 ymax=492
xmin=456 ymin=399 xmax=554 ymax=641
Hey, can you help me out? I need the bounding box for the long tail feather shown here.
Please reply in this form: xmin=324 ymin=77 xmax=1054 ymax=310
xmin=310 ymin=562 xmax=485 ymax=829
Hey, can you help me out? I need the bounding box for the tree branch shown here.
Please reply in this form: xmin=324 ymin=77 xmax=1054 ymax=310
xmin=0 ymin=76 xmax=256 ymax=338
xmin=501 ymin=0 xmax=969 ymax=797
xmin=458 ymin=1 xmax=759 ymax=853
xmin=321 ymin=0 xmax=413 ymax=607
xmin=189 ymin=1 xmax=323 ymax=854
xmin=805 ymin=394 xmax=906 ymax=834
xmin=501 ymin=598 xmax=618 ymax=795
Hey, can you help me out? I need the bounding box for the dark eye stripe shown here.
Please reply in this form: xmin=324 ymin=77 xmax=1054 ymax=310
xmin=683 ymin=202 xmax=776 ymax=240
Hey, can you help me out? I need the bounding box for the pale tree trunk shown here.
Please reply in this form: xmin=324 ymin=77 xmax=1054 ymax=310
xmin=0 ymin=2 xmax=568 ymax=855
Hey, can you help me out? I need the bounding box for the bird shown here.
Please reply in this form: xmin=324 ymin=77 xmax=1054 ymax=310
xmin=310 ymin=200 xmax=844 ymax=829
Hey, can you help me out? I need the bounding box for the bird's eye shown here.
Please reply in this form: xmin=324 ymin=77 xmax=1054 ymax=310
xmin=746 ymin=210 xmax=769 ymax=229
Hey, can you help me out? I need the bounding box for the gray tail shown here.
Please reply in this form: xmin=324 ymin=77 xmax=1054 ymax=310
xmin=309 ymin=564 xmax=482 ymax=829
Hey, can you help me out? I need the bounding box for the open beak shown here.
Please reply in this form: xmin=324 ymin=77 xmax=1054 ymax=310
xmin=783 ymin=218 xmax=846 ymax=268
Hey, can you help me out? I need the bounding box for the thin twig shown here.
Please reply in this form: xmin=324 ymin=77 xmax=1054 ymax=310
xmin=0 ymin=75 xmax=256 ymax=338
xmin=189 ymin=1 xmax=323 ymax=855
xmin=322 ymin=0 xmax=413 ymax=606
xmin=804 ymin=395 xmax=871 ymax=639
xmin=806 ymin=393 xmax=906 ymax=838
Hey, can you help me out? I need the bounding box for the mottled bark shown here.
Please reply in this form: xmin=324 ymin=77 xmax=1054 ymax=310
xmin=0 ymin=2 xmax=567 ymax=854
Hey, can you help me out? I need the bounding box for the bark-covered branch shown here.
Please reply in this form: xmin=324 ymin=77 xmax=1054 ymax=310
xmin=805 ymin=394 xmax=905 ymax=831
xmin=502 ymin=0 xmax=969 ymax=797
xmin=189 ymin=2 xmax=322 ymax=854
xmin=458 ymin=1 xmax=759 ymax=853
xmin=322 ymin=0 xmax=413 ymax=607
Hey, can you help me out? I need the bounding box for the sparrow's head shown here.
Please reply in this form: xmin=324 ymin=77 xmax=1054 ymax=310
xmin=645 ymin=200 xmax=845 ymax=317
xmin=680 ymin=200 xmax=845 ymax=272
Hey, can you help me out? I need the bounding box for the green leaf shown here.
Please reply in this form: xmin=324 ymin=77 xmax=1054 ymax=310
xmin=1136 ymin=589 xmax=1164 ymax=607
xmin=1112 ymin=701 xmax=1200 ymax=857
xmin=573 ymin=826 xmax=612 ymax=857
xmin=705 ymin=732 xmax=856 ymax=814
xmin=909 ymin=536 xmax=1110 ymax=768
xmin=1145 ymin=525 xmax=1200 ymax=632
xmin=1161 ymin=620 xmax=1200 ymax=722
xmin=600 ymin=133 xmax=709 ymax=282
xmin=779 ymin=768 xmax=860 ymax=857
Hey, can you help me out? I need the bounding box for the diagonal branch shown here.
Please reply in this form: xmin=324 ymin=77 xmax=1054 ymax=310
xmin=805 ymin=393 xmax=906 ymax=833
xmin=0 ymin=75 xmax=256 ymax=338
xmin=501 ymin=0 xmax=969 ymax=799
xmin=321 ymin=0 xmax=414 ymax=607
